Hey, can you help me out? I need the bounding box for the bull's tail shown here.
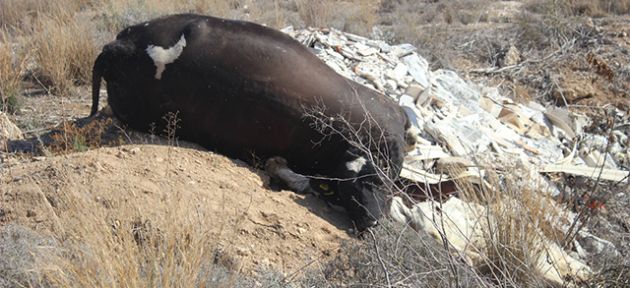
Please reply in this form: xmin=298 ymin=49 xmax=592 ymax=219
xmin=90 ymin=39 xmax=136 ymax=117
xmin=90 ymin=51 xmax=107 ymax=117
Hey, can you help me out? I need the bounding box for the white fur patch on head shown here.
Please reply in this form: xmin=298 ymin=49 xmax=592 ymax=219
xmin=345 ymin=156 xmax=367 ymax=173
xmin=146 ymin=34 xmax=187 ymax=80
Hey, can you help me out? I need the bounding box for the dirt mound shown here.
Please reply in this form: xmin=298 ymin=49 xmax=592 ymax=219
xmin=1 ymin=144 xmax=353 ymax=276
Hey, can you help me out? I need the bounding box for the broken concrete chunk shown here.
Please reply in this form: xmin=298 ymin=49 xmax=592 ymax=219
xmin=424 ymin=121 xmax=469 ymax=156
xmin=405 ymin=144 xmax=450 ymax=161
xmin=479 ymin=96 xmax=503 ymax=118
xmin=404 ymin=83 xmax=425 ymax=103
xmin=353 ymin=62 xmax=384 ymax=90
xmin=540 ymin=164 xmax=629 ymax=183
xmin=280 ymin=25 xmax=294 ymax=35
xmin=579 ymin=148 xmax=619 ymax=169
xmin=314 ymin=31 xmax=346 ymax=48
xmin=431 ymin=70 xmax=481 ymax=110
xmin=544 ymin=107 xmax=578 ymax=139
xmin=343 ymin=31 xmax=369 ymax=43
xmin=392 ymin=197 xmax=592 ymax=286
xmin=390 ymin=43 xmax=417 ymax=58
xmin=401 ymin=53 xmax=431 ymax=89
xmin=338 ymin=45 xmax=362 ymax=60
xmin=576 ymin=231 xmax=620 ymax=260
xmin=352 ymin=42 xmax=378 ymax=56
xmin=435 ymin=157 xmax=475 ymax=172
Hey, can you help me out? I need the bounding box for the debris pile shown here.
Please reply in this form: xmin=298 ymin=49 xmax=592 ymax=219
xmin=282 ymin=26 xmax=629 ymax=285
xmin=282 ymin=26 xmax=628 ymax=185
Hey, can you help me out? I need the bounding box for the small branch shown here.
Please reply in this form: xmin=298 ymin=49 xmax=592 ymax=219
xmin=369 ymin=229 xmax=391 ymax=288
xmin=470 ymin=39 xmax=575 ymax=75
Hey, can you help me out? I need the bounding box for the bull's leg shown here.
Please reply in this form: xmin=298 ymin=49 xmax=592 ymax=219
xmin=264 ymin=156 xmax=312 ymax=194
xmin=264 ymin=157 xmax=346 ymax=209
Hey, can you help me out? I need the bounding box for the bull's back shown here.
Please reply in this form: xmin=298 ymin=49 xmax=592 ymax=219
xmin=104 ymin=14 xmax=352 ymax=170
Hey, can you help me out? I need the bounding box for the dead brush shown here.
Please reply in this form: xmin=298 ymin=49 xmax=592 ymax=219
xmin=586 ymin=52 xmax=614 ymax=82
xmin=568 ymin=0 xmax=630 ymax=16
xmin=0 ymin=31 xmax=28 ymax=112
xmin=296 ymin=0 xmax=334 ymax=29
xmin=30 ymin=13 xmax=97 ymax=96
xmin=96 ymin=0 xmax=234 ymax=34
xmin=46 ymin=117 xmax=117 ymax=154
xmin=454 ymin=165 xmax=574 ymax=286
xmin=319 ymin=219 xmax=489 ymax=287
xmin=28 ymin=177 xmax=241 ymax=287
xmin=0 ymin=0 xmax=92 ymax=32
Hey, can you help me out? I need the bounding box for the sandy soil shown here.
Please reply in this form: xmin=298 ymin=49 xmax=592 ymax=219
xmin=1 ymin=144 xmax=354 ymax=276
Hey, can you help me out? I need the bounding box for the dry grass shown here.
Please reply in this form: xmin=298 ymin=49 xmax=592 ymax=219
xmin=319 ymin=219 xmax=489 ymax=287
xmin=457 ymin=168 xmax=566 ymax=286
xmin=0 ymin=0 xmax=94 ymax=33
xmin=0 ymin=144 xmax=251 ymax=287
xmin=256 ymin=0 xmax=380 ymax=35
xmin=29 ymin=14 xmax=98 ymax=96
xmin=0 ymin=31 xmax=27 ymax=112
xmin=39 ymin=197 xmax=225 ymax=287
xmin=524 ymin=0 xmax=630 ymax=17
xmin=96 ymin=0 xmax=238 ymax=34
xmin=0 ymin=193 xmax=243 ymax=287
xmin=296 ymin=1 xmax=335 ymax=29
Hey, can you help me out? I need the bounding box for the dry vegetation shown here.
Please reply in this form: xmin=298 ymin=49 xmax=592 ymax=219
xmin=0 ymin=31 xmax=27 ymax=112
xmin=1 ymin=0 xmax=629 ymax=287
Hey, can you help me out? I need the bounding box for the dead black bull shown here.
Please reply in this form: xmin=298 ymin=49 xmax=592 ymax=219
xmin=90 ymin=13 xmax=413 ymax=232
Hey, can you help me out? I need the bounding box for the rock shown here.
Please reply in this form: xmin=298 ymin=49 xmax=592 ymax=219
xmin=551 ymin=77 xmax=596 ymax=106
xmin=500 ymin=45 xmax=520 ymax=67
xmin=577 ymin=231 xmax=620 ymax=260
xmin=0 ymin=112 xmax=23 ymax=149
xmin=404 ymin=83 xmax=425 ymax=102
xmin=401 ymin=53 xmax=431 ymax=89
xmin=390 ymin=43 xmax=417 ymax=58
xmin=353 ymin=42 xmax=378 ymax=56
xmin=391 ymin=196 xmax=592 ymax=286
xmin=353 ymin=62 xmax=384 ymax=90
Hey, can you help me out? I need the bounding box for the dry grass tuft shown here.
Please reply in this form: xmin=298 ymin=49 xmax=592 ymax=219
xmin=0 ymin=0 xmax=94 ymax=33
xmin=96 ymin=0 xmax=235 ymax=34
xmin=320 ymin=219 xmax=488 ymax=287
xmin=0 ymin=160 xmax=247 ymax=287
xmin=30 ymin=14 xmax=98 ymax=96
xmin=569 ymin=0 xmax=630 ymax=16
xmin=0 ymin=31 xmax=28 ymax=112
xmin=296 ymin=0 xmax=335 ymax=29
xmin=455 ymin=166 xmax=572 ymax=286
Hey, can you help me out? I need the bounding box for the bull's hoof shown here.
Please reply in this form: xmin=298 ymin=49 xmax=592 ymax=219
xmin=264 ymin=156 xmax=288 ymax=175
xmin=353 ymin=221 xmax=379 ymax=239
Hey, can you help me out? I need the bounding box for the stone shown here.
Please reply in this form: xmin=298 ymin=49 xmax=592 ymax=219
xmin=401 ymin=53 xmax=431 ymax=89
xmin=404 ymin=83 xmax=425 ymax=102
xmin=0 ymin=111 xmax=23 ymax=149
xmin=500 ymin=44 xmax=520 ymax=67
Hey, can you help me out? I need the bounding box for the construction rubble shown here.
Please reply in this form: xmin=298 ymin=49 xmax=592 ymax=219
xmin=282 ymin=26 xmax=629 ymax=285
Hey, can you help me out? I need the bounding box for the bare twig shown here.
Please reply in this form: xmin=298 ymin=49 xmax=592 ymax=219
xmin=368 ymin=228 xmax=391 ymax=288
xmin=470 ymin=39 xmax=576 ymax=75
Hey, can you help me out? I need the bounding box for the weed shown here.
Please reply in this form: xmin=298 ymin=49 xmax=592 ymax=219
xmin=0 ymin=225 xmax=59 ymax=287
xmin=319 ymin=219 xmax=487 ymax=287
xmin=30 ymin=14 xmax=98 ymax=96
xmin=0 ymin=31 xmax=27 ymax=112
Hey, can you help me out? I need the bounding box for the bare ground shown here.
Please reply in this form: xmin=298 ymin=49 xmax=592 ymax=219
xmin=1 ymin=144 xmax=354 ymax=277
